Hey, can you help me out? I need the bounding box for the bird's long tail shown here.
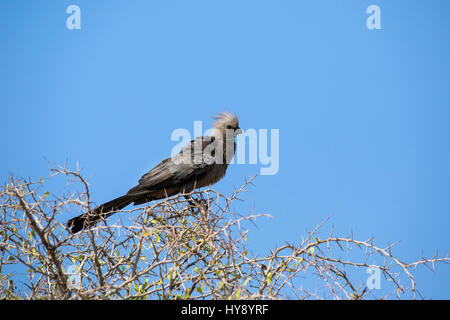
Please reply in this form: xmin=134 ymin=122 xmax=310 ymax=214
xmin=67 ymin=195 xmax=134 ymax=233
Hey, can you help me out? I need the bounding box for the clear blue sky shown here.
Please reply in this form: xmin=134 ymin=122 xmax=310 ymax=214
xmin=1 ymin=0 xmax=449 ymax=298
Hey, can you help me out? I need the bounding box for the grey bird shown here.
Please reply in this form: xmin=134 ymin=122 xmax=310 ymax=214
xmin=67 ymin=112 xmax=242 ymax=233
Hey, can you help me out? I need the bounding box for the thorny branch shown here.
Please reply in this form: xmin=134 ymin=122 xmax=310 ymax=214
xmin=0 ymin=164 xmax=448 ymax=300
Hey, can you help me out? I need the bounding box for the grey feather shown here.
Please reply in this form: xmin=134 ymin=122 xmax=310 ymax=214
xmin=67 ymin=112 xmax=242 ymax=233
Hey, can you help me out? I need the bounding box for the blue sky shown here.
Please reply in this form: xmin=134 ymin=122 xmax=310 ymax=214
xmin=1 ymin=0 xmax=449 ymax=298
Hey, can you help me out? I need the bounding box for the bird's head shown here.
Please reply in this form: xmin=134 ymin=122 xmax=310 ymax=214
xmin=212 ymin=111 xmax=242 ymax=137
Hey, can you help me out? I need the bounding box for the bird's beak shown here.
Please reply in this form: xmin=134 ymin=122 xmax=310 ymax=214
xmin=234 ymin=127 xmax=243 ymax=136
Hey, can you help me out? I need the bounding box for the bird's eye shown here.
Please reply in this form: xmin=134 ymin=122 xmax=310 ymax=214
xmin=226 ymin=125 xmax=232 ymax=129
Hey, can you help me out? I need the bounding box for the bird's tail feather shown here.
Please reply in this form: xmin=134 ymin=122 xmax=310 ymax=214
xmin=67 ymin=195 xmax=133 ymax=233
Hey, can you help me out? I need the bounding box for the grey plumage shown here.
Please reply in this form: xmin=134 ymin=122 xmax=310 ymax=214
xmin=67 ymin=112 xmax=241 ymax=233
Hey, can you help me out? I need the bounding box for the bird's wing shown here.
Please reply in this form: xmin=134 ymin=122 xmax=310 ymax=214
xmin=126 ymin=136 xmax=216 ymax=195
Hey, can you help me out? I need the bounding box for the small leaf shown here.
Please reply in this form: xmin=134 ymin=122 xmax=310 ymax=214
xmin=267 ymin=272 xmax=273 ymax=285
xmin=142 ymin=229 xmax=151 ymax=237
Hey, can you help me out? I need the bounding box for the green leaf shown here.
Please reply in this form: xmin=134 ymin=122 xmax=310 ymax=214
xmin=43 ymin=191 xmax=49 ymax=198
xmin=243 ymin=277 xmax=251 ymax=287
xmin=267 ymin=272 xmax=273 ymax=285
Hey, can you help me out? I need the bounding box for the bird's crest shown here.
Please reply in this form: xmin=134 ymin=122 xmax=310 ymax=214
xmin=212 ymin=111 xmax=239 ymax=129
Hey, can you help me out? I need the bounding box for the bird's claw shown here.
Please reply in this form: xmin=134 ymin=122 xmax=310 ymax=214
xmin=185 ymin=195 xmax=209 ymax=213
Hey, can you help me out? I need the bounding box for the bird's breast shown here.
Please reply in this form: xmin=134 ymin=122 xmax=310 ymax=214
xmin=196 ymin=164 xmax=228 ymax=188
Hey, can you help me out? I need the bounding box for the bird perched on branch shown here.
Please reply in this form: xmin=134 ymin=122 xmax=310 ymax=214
xmin=67 ymin=112 xmax=242 ymax=233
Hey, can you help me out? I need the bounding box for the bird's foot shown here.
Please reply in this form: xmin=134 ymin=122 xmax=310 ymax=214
xmin=184 ymin=195 xmax=209 ymax=214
